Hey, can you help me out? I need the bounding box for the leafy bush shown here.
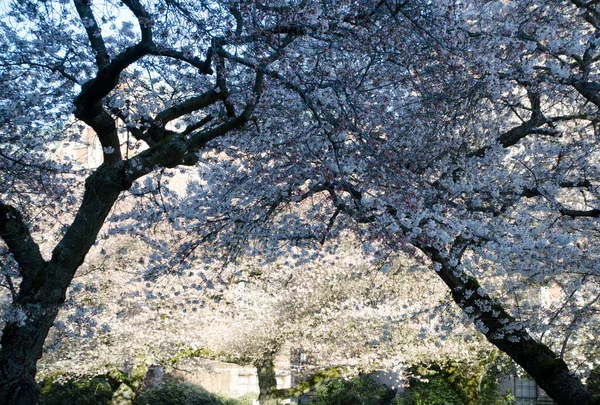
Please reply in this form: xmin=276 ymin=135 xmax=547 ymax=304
xmin=232 ymin=393 xmax=259 ymax=405
xmin=133 ymin=375 xmax=246 ymax=405
xmin=39 ymin=376 xmax=113 ymax=405
xmin=393 ymin=376 xmax=461 ymax=405
xmin=393 ymin=362 xmax=514 ymax=405
xmin=309 ymin=374 xmax=396 ymax=405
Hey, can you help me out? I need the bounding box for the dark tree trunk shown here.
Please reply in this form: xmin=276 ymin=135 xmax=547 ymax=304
xmin=255 ymin=356 xmax=278 ymax=405
xmin=420 ymin=243 xmax=600 ymax=405
xmin=0 ymin=292 xmax=61 ymax=404
xmin=0 ymin=165 xmax=127 ymax=404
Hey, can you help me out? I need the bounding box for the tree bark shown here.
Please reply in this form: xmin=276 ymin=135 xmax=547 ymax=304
xmin=419 ymin=242 xmax=600 ymax=405
xmin=255 ymin=356 xmax=278 ymax=405
xmin=0 ymin=164 xmax=127 ymax=404
xmin=0 ymin=2 xmax=261 ymax=399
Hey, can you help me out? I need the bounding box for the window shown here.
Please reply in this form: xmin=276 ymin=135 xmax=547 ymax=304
xmin=515 ymin=378 xmax=537 ymax=405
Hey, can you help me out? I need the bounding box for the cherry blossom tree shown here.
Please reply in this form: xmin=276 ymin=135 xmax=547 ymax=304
xmin=36 ymin=236 xmax=490 ymax=404
xmin=2 ymin=1 xmax=600 ymax=405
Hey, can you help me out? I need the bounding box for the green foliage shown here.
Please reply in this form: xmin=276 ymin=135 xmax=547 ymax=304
xmin=39 ymin=373 xmax=256 ymax=405
xmin=309 ymin=374 xmax=396 ymax=405
xmin=133 ymin=375 xmax=250 ymax=405
xmin=393 ymin=376 xmax=461 ymax=405
xmin=587 ymin=366 xmax=600 ymax=398
xmin=39 ymin=376 xmax=113 ymax=405
xmin=231 ymin=393 xmax=258 ymax=405
xmin=395 ymin=357 xmax=514 ymax=405
xmin=477 ymin=366 xmax=513 ymax=405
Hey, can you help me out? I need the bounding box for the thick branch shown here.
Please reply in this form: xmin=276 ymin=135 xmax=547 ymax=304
xmin=73 ymin=0 xmax=110 ymax=69
xmin=560 ymin=208 xmax=600 ymax=217
xmin=147 ymin=45 xmax=213 ymax=74
xmin=86 ymin=109 xmax=122 ymax=163
xmin=417 ymin=241 xmax=595 ymax=405
xmin=121 ymin=0 xmax=153 ymax=43
xmin=572 ymin=80 xmax=600 ymax=108
xmin=470 ymin=95 xmax=546 ymax=157
xmin=74 ymin=42 xmax=152 ymax=117
xmin=0 ymin=202 xmax=45 ymax=281
xmin=155 ymin=89 xmax=223 ymax=126
xmin=522 ymin=180 xmax=593 ymax=197
xmin=123 ymin=72 xmax=264 ymax=179
xmin=47 ymin=164 xmax=130 ymax=292
xmin=74 ymin=41 xmax=150 ymax=163
xmin=215 ymin=54 xmax=236 ymax=117
xmin=188 ymin=71 xmax=264 ymax=149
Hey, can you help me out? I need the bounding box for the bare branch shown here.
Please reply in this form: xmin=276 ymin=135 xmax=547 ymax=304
xmin=188 ymin=71 xmax=264 ymax=150
xmin=123 ymin=71 xmax=265 ymax=177
xmin=560 ymin=208 xmax=600 ymax=218
xmin=215 ymin=53 xmax=236 ymax=118
xmin=181 ymin=115 xmax=214 ymax=137
xmin=572 ymin=80 xmax=600 ymax=108
xmin=523 ymin=180 xmax=593 ymax=198
xmin=229 ymin=4 xmax=243 ymax=37
xmin=148 ymin=45 xmax=213 ymax=74
xmin=469 ymin=93 xmax=546 ymax=157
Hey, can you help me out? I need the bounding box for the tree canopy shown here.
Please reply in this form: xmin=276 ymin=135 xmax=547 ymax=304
xmin=1 ymin=1 xmax=600 ymax=404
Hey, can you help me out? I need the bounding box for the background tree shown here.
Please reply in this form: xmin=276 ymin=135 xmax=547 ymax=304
xmin=36 ymin=236 xmax=490 ymax=404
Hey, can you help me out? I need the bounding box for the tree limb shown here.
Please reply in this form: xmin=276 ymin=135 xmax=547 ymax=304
xmin=0 ymin=202 xmax=45 ymax=282
xmin=121 ymin=0 xmax=153 ymax=43
xmin=469 ymin=91 xmax=545 ymax=157
xmin=73 ymin=0 xmax=110 ymax=69
xmin=416 ymin=240 xmax=594 ymax=405
xmin=154 ymin=89 xmax=223 ymax=127
xmin=559 ymin=208 xmax=600 ymax=217
xmin=572 ymin=80 xmax=600 ymax=108
xmin=147 ymin=45 xmax=213 ymax=74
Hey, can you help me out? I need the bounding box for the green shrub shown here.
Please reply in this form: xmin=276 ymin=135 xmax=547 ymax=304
xmin=309 ymin=374 xmax=396 ymax=405
xmin=232 ymin=393 xmax=259 ymax=405
xmin=133 ymin=375 xmax=240 ymax=405
xmin=393 ymin=376 xmax=461 ymax=405
xmin=39 ymin=376 xmax=113 ymax=405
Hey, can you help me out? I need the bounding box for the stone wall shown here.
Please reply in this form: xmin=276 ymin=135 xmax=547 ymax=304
xmin=172 ymin=358 xmax=292 ymax=398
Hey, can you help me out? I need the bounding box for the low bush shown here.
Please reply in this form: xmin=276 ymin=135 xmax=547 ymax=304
xmin=39 ymin=376 xmax=113 ymax=405
xmin=392 ymin=376 xmax=461 ymax=405
xmin=309 ymin=374 xmax=396 ymax=405
xmin=38 ymin=373 xmax=256 ymax=405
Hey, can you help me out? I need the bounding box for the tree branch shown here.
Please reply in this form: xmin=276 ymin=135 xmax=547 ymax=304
xmin=522 ymin=180 xmax=593 ymax=198
xmin=560 ymin=208 xmax=600 ymax=218
xmin=48 ymin=164 xmax=130 ymax=290
xmin=123 ymin=71 xmax=265 ymax=178
xmin=73 ymin=0 xmax=110 ymax=69
xmin=147 ymin=45 xmax=213 ymax=74
xmin=121 ymin=0 xmax=153 ymax=43
xmin=0 ymin=202 xmax=45 ymax=282
xmin=572 ymin=80 xmax=600 ymax=108
xmin=154 ymin=89 xmax=223 ymax=127
xmin=469 ymin=92 xmax=545 ymax=157
xmin=416 ymin=240 xmax=594 ymax=405
xmin=74 ymin=42 xmax=152 ymax=117
xmin=188 ymin=70 xmax=264 ymax=149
